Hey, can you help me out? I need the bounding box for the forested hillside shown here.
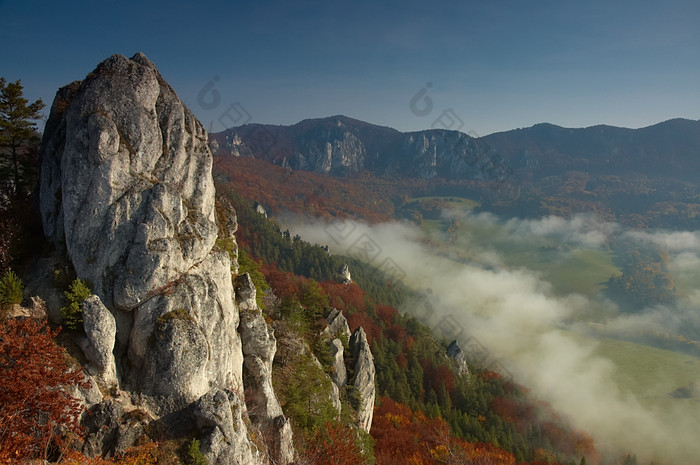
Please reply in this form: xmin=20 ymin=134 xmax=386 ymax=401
xmin=222 ymin=188 xmax=604 ymax=465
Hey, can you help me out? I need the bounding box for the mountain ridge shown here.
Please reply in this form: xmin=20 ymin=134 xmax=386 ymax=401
xmin=211 ymin=114 xmax=700 ymax=228
xmin=211 ymin=115 xmax=700 ymax=183
xmin=488 ymin=117 xmax=700 ymax=135
xmin=211 ymin=114 xmax=510 ymax=181
xmin=483 ymin=117 xmax=700 ymax=181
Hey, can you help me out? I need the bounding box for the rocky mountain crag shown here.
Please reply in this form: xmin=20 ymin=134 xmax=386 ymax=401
xmin=320 ymin=308 xmax=376 ymax=432
xmin=39 ymin=53 xmax=293 ymax=463
xmin=349 ymin=326 xmax=376 ymax=432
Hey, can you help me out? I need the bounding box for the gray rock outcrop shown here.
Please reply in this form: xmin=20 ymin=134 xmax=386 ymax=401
xmin=217 ymin=196 xmax=238 ymax=235
xmin=215 ymin=197 xmax=239 ymax=274
xmin=194 ymin=389 xmax=261 ymax=465
xmin=125 ymin=247 xmax=241 ymax=414
xmin=322 ymin=308 xmax=352 ymax=341
xmin=317 ymin=309 xmax=376 ymax=428
xmin=5 ymin=296 xmax=48 ymax=320
xmin=329 ymin=338 xmax=347 ymax=387
xmin=335 ymin=263 xmax=352 ymax=284
xmin=69 ymin=374 xmax=104 ymax=412
xmin=78 ymin=295 xmax=118 ymax=387
xmin=447 ymin=339 xmax=470 ymax=378
xmin=255 ymin=203 xmax=268 ymax=218
xmin=41 ymin=53 xmax=218 ymax=314
xmin=349 ymin=327 xmax=376 ymax=432
xmin=37 ymin=53 xmax=276 ymax=464
xmin=81 ymin=398 xmax=152 ymax=458
xmin=23 ymin=257 xmax=71 ymax=323
xmin=296 ymin=126 xmax=366 ymax=174
xmin=236 ymin=274 xmax=294 ymax=465
xmin=40 ymin=53 xmax=235 ymax=407
xmin=81 ymin=399 xmax=127 ymax=457
xmin=321 ymin=309 xmax=351 ymax=390
xmin=401 ymin=130 xmax=509 ymax=180
xmin=328 ymin=373 xmax=343 ymax=415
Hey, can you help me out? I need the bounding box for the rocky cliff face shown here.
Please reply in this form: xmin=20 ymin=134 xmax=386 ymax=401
xmin=318 ymin=308 xmax=376 ymax=433
xmin=235 ymin=274 xmax=294 ymax=465
xmin=41 ymin=54 xmax=218 ymax=314
xmin=39 ymin=53 xmax=293 ymax=464
xmin=401 ymin=130 xmax=511 ymax=180
xmin=292 ymin=125 xmax=366 ymax=174
xmin=211 ymin=115 xmax=511 ymax=181
xmin=349 ymin=327 xmax=376 ymax=432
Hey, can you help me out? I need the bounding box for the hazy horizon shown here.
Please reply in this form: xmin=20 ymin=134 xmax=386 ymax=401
xmin=205 ymin=112 xmax=700 ymax=137
xmin=1 ymin=0 xmax=699 ymax=137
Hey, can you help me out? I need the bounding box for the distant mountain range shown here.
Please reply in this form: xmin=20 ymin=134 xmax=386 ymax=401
xmin=211 ymin=116 xmax=700 ymax=183
xmin=210 ymin=115 xmax=511 ymax=181
xmin=483 ymin=118 xmax=700 ymax=182
xmin=211 ymin=116 xmax=700 ymax=228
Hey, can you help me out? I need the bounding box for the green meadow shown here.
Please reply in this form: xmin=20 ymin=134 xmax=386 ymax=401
xmin=595 ymin=338 xmax=700 ymax=400
xmin=417 ymin=196 xmax=700 ymax=415
xmin=414 ymin=196 xmax=621 ymax=298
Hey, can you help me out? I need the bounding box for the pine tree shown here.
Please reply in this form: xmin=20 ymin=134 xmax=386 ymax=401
xmin=0 ymin=78 xmax=44 ymax=200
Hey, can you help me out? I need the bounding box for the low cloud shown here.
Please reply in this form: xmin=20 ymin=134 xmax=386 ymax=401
xmin=285 ymin=216 xmax=700 ymax=464
xmin=444 ymin=210 xmax=620 ymax=248
xmin=624 ymin=230 xmax=700 ymax=252
xmin=602 ymin=290 xmax=700 ymax=341
xmin=503 ymin=214 xmax=619 ymax=248
xmin=670 ymin=251 xmax=700 ymax=276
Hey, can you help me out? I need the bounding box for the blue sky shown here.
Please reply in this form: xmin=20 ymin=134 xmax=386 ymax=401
xmin=1 ymin=0 xmax=699 ymax=135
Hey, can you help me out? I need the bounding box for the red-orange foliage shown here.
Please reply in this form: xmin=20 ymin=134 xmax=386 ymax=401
xmin=262 ymin=264 xmax=302 ymax=300
xmin=0 ymin=318 xmax=87 ymax=463
xmin=538 ymin=422 xmax=599 ymax=464
xmin=321 ymin=282 xmax=367 ymax=313
xmin=372 ymin=397 xmax=439 ymax=464
xmin=346 ymin=311 xmax=381 ymax=345
xmin=376 ymin=304 xmax=398 ymax=326
xmin=318 ymin=281 xmax=387 ymax=342
xmin=433 ymin=365 xmax=455 ymax=396
xmin=214 ymin=156 xmax=400 ymax=223
xmin=260 ymin=264 xmax=387 ymax=345
xmin=386 ymin=323 xmax=408 ymax=345
xmin=213 ymin=154 xmax=508 ymax=226
xmin=61 ymin=440 xmax=181 ymax=465
xmin=396 ymin=353 xmax=408 ymax=370
xmin=300 ymin=421 xmax=367 ymax=465
xmin=479 ymin=370 xmax=503 ymax=382
xmin=372 ymin=397 xmax=517 ymax=465
xmin=491 ymin=397 xmax=536 ymax=432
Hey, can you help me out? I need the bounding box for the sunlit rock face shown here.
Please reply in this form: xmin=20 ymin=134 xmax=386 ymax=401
xmin=41 ymin=52 xmax=217 ymax=313
xmin=40 ymin=52 xmax=290 ymax=464
xmin=350 ymin=327 xmax=376 ymax=432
